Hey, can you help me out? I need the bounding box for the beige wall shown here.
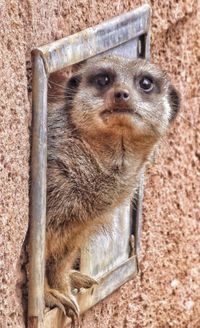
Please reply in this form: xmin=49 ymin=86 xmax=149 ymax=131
xmin=0 ymin=1 xmax=199 ymax=327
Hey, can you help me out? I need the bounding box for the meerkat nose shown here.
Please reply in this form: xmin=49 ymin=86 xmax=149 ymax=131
xmin=114 ymin=88 xmax=130 ymax=102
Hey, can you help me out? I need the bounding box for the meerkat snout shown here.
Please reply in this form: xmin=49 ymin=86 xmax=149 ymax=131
xmin=114 ymin=88 xmax=130 ymax=102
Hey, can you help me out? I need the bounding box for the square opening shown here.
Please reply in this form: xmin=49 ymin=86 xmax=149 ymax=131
xmin=28 ymin=5 xmax=151 ymax=327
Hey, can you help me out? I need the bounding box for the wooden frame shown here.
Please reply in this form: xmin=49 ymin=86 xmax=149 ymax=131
xmin=29 ymin=4 xmax=151 ymax=327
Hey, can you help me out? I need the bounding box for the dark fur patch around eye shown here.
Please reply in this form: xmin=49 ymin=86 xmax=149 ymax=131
xmin=65 ymin=74 xmax=82 ymax=102
xmin=87 ymin=69 xmax=115 ymax=88
xmin=168 ymin=85 xmax=181 ymax=121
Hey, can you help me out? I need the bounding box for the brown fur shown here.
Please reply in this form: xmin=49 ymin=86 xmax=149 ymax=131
xmin=45 ymin=55 xmax=180 ymax=320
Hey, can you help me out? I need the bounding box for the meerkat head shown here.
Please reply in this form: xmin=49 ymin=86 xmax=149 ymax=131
xmin=65 ymin=55 xmax=180 ymax=140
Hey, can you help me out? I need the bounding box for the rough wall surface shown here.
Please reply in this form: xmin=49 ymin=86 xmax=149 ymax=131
xmin=0 ymin=1 xmax=199 ymax=327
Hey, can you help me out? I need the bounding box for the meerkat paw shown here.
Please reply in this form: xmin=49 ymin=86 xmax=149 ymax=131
xmin=70 ymin=270 xmax=99 ymax=290
xmin=45 ymin=286 xmax=79 ymax=324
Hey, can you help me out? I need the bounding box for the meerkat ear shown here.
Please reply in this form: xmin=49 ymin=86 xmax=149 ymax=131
xmin=65 ymin=74 xmax=82 ymax=101
xmin=168 ymin=85 xmax=181 ymax=121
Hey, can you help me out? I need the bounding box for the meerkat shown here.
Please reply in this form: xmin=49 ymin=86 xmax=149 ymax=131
xmin=45 ymin=55 xmax=180 ymax=323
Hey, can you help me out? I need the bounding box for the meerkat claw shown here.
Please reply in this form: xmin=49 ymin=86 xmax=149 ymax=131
xmin=70 ymin=270 xmax=99 ymax=290
xmin=45 ymin=288 xmax=79 ymax=318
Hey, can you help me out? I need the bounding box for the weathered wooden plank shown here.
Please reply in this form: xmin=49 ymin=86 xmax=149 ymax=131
xmin=28 ymin=54 xmax=48 ymax=327
xmin=80 ymin=205 xmax=132 ymax=278
xmin=78 ymin=255 xmax=138 ymax=312
xmin=44 ymin=309 xmax=65 ymax=328
xmin=34 ymin=4 xmax=150 ymax=73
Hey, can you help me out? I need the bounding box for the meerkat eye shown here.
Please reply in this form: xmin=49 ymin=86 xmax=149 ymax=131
xmin=139 ymin=76 xmax=154 ymax=92
xmin=94 ymin=74 xmax=111 ymax=87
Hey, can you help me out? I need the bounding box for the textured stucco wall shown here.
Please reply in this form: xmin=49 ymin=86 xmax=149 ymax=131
xmin=0 ymin=1 xmax=199 ymax=327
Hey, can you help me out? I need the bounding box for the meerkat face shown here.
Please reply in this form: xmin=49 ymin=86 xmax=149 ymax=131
xmin=66 ymin=56 xmax=180 ymax=139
